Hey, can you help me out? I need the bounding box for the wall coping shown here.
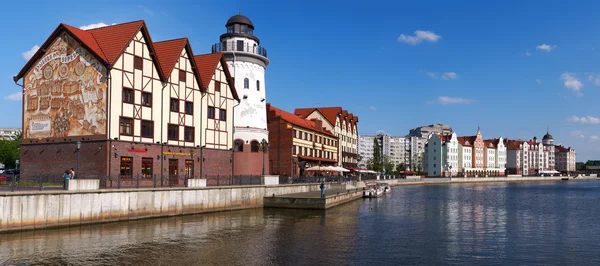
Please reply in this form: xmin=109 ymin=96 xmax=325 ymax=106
xmin=0 ymin=183 xmax=320 ymax=197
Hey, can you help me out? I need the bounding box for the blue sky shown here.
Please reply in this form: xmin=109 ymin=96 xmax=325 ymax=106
xmin=2 ymin=0 xmax=600 ymax=160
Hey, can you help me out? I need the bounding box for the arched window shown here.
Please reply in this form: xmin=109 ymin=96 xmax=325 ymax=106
xmin=244 ymin=78 xmax=249 ymax=89
xmin=256 ymin=80 xmax=260 ymax=91
xmin=251 ymin=141 xmax=259 ymax=152
xmin=234 ymin=140 xmax=244 ymax=152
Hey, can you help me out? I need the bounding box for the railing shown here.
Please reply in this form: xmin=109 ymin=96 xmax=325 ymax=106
xmin=205 ymin=175 xmax=262 ymax=186
xmin=212 ymin=41 xmax=268 ymax=58
xmin=0 ymin=173 xmax=64 ymax=192
xmin=278 ymin=176 xmax=359 ymax=184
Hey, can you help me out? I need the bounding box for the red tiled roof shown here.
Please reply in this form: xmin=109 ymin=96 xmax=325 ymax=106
xmin=269 ymin=104 xmax=336 ymax=137
xmin=457 ymin=136 xmax=476 ymax=146
xmin=86 ymin=20 xmax=145 ymax=66
xmin=294 ymin=107 xmax=343 ymax=126
xmin=555 ymin=145 xmax=571 ymax=152
xmin=505 ymin=139 xmax=525 ymax=150
xmin=193 ymin=53 xmax=239 ymax=101
xmin=62 ymin=24 xmax=107 ymax=62
xmin=194 ymin=53 xmax=222 ymax=88
xmin=153 ymin=38 xmax=188 ymax=80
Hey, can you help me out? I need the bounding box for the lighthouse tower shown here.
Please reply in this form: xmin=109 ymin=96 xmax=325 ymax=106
xmin=212 ymin=13 xmax=270 ymax=175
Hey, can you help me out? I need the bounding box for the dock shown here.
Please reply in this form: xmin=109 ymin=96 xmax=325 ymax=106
xmin=264 ymin=185 xmax=364 ymax=210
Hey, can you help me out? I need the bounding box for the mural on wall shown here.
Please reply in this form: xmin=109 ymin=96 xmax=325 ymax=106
xmin=23 ymin=33 xmax=107 ymax=139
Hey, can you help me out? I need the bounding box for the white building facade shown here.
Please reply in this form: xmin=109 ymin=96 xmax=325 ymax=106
xmin=555 ymin=145 xmax=576 ymax=172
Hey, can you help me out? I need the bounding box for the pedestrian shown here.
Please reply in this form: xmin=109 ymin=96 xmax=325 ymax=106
xmin=70 ymin=168 xmax=76 ymax=179
xmin=320 ymin=181 xmax=325 ymax=198
xmin=63 ymin=169 xmax=71 ymax=190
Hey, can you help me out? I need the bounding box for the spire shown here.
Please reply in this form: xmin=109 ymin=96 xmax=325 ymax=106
xmin=239 ymin=8 xmax=242 ymax=15
xmin=547 ymin=126 xmax=549 ymax=134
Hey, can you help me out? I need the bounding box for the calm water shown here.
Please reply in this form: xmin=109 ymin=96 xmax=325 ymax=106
xmin=2 ymin=180 xmax=600 ymax=265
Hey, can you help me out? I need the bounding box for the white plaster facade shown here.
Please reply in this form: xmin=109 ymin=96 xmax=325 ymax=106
xmin=555 ymin=145 xmax=576 ymax=172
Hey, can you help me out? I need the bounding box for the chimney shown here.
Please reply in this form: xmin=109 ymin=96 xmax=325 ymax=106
xmin=314 ymin=119 xmax=323 ymax=131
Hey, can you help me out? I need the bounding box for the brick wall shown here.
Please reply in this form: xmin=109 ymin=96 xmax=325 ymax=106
xmin=268 ymin=118 xmax=294 ymax=176
xmin=201 ymin=148 xmax=234 ymax=177
xmin=20 ymin=140 xmax=108 ymax=180
xmin=233 ymin=144 xmax=269 ymax=176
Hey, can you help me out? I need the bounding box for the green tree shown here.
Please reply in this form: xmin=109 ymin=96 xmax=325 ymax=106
xmin=0 ymin=138 xmax=19 ymax=169
xmin=383 ymin=156 xmax=394 ymax=175
xmin=366 ymin=158 xmax=373 ymax=170
xmin=372 ymin=138 xmax=382 ymax=172
xmin=395 ymin=163 xmax=406 ymax=175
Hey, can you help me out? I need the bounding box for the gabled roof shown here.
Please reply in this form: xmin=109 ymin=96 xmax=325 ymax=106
xmin=193 ymin=52 xmax=239 ymax=101
xmin=86 ymin=21 xmax=144 ymax=66
xmin=16 ymin=20 xmax=167 ymax=82
xmin=153 ymin=38 xmax=188 ymax=80
xmin=505 ymin=139 xmax=525 ymax=150
xmin=294 ymin=107 xmax=343 ymax=126
xmin=457 ymin=136 xmax=476 ymax=147
xmin=268 ymin=104 xmax=335 ymax=137
xmin=555 ymin=145 xmax=572 ymax=152
xmin=154 ymin=38 xmax=205 ymax=90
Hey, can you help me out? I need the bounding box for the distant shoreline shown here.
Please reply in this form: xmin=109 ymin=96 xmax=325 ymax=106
xmin=381 ymin=176 xmax=598 ymax=187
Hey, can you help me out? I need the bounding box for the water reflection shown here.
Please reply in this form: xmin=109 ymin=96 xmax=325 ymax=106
xmin=2 ymin=180 xmax=600 ymax=265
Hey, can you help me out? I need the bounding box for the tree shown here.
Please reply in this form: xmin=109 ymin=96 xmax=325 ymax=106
xmin=366 ymin=158 xmax=373 ymax=170
xmin=0 ymin=138 xmax=19 ymax=169
xmin=372 ymin=138 xmax=382 ymax=172
xmin=383 ymin=156 xmax=394 ymax=175
xmin=395 ymin=163 xmax=406 ymax=175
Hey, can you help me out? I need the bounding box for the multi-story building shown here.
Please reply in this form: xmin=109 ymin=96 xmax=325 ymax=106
xmin=15 ymin=20 xmax=239 ymax=182
xmin=424 ymin=132 xmax=458 ymax=177
xmin=555 ymin=145 xmax=576 ymax=172
xmin=505 ymin=137 xmax=549 ymax=175
xmin=359 ymin=132 xmax=422 ymax=170
xmin=0 ymin=128 xmax=20 ymax=140
xmin=408 ymin=124 xmax=452 ymax=170
xmin=453 ymin=129 xmax=505 ymax=176
xmin=358 ymin=135 xmax=375 ymax=168
xmin=390 ymin=136 xmax=411 ymax=167
xmin=294 ymin=107 xmax=358 ymax=169
xmin=212 ymin=14 xmax=271 ymax=176
xmin=541 ymin=131 xmax=556 ymax=170
xmin=267 ymin=104 xmax=338 ymax=176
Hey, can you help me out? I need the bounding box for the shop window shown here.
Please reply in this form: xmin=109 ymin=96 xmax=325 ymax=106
xmin=141 ymin=158 xmax=153 ymax=178
xmin=185 ymin=160 xmax=194 ymax=179
xmin=120 ymin=157 xmax=133 ymax=179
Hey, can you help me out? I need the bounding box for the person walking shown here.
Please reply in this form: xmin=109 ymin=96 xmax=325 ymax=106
xmin=70 ymin=168 xmax=76 ymax=179
xmin=320 ymin=181 xmax=325 ymax=198
xmin=63 ymin=169 xmax=71 ymax=190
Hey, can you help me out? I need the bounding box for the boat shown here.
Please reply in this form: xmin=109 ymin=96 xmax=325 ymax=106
xmin=378 ymin=182 xmax=391 ymax=194
xmin=362 ymin=183 xmax=384 ymax=198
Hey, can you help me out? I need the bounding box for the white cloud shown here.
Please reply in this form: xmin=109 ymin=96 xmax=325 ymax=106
xmin=536 ymin=44 xmax=556 ymax=52
xmin=138 ymin=5 xmax=154 ymax=16
xmin=22 ymin=45 xmax=39 ymax=60
xmin=369 ymin=106 xmax=376 ymax=111
xmin=398 ymin=30 xmax=441 ymax=45
xmin=570 ymin=130 xmax=585 ymax=139
xmin=536 ymin=79 xmax=541 ymax=84
xmin=4 ymin=92 xmax=22 ymax=101
xmin=588 ymin=74 xmax=600 ymax=86
xmin=425 ymin=72 xmax=458 ymax=80
xmin=526 ymin=51 xmax=532 ymax=56
xmin=79 ymin=23 xmax=115 ymax=30
xmin=569 ymin=115 xmax=600 ymax=124
xmin=438 ymin=96 xmax=475 ymax=105
xmin=560 ymin=72 xmax=583 ymax=95
xmin=590 ymin=135 xmax=600 ymax=141
xmin=441 ymin=72 xmax=458 ymax=80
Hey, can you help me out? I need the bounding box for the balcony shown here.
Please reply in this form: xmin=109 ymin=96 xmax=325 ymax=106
xmin=212 ymin=41 xmax=268 ymax=58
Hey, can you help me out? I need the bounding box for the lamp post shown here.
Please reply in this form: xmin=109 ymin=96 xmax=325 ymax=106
xmin=260 ymin=139 xmax=268 ymax=176
xmin=76 ymin=141 xmax=81 ymax=178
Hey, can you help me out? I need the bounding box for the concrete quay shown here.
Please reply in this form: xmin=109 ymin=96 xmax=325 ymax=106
xmin=264 ymin=188 xmax=364 ymax=210
xmin=0 ymin=184 xmax=319 ymax=234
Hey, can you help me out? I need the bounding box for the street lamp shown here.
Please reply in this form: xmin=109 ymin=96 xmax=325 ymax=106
xmin=260 ymin=139 xmax=268 ymax=176
xmin=76 ymin=141 xmax=81 ymax=178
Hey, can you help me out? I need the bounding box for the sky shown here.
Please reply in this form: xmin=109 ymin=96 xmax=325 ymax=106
xmin=1 ymin=0 xmax=600 ymax=161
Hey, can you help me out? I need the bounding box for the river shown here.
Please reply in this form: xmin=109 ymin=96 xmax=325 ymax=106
xmin=1 ymin=180 xmax=600 ymax=265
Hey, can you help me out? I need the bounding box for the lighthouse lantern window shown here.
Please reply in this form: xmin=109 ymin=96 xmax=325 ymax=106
xmin=241 ymin=25 xmax=247 ymax=33
xmin=227 ymin=25 xmax=233 ymax=33
xmin=234 ymin=24 xmax=240 ymax=33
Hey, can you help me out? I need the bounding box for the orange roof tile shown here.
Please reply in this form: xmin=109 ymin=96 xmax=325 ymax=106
xmin=153 ymin=38 xmax=188 ymax=80
xmin=294 ymin=107 xmax=343 ymax=126
xmin=193 ymin=53 xmax=239 ymax=101
xmin=269 ymin=104 xmax=336 ymax=137
xmin=86 ymin=21 xmax=145 ymax=66
xmin=457 ymin=136 xmax=476 ymax=146
xmin=62 ymin=24 xmax=107 ymax=62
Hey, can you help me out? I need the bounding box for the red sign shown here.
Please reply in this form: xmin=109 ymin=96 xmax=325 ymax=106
xmin=128 ymin=149 xmax=147 ymax=153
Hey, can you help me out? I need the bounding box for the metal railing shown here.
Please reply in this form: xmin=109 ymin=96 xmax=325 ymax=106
xmin=205 ymin=175 xmax=262 ymax=186
xmin=278 ymin=176 xmax=358 ymax=184
xmin=211 ymin=41 xmax=268 ymax=58
xmin=0 ymin=173 xmax=64 ymax=192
